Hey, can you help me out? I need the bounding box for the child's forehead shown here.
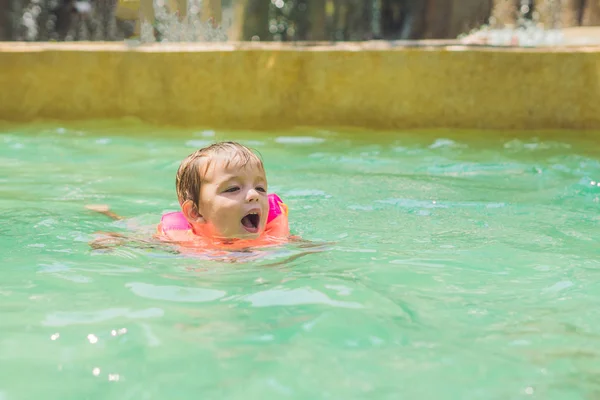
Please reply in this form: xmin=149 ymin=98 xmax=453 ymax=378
xmin=200 ymin=154 xmax=265 ymax=182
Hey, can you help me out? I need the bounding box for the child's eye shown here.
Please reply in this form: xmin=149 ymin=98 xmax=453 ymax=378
xmin=256 ymin=186 xmax=266 ymax=193
xmin=224 ymin=186 xmax=240 ymax=193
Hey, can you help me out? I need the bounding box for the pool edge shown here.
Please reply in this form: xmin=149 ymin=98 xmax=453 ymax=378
xmin=1 ymin=42 xmax=599 ymax=130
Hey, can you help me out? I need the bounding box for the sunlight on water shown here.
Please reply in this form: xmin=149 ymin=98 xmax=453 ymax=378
xmin=1 ymin=122 xmax=600 ymax=399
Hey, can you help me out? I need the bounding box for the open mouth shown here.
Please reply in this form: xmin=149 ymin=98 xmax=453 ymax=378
xmin=241 ymin=211 xmax=260 ymax=233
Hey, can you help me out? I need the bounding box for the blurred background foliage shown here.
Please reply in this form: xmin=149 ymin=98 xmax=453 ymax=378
xmin=0 ymin=0 xmax=599 ymax=42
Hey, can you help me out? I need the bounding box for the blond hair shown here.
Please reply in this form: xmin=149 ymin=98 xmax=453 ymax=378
xmin=176 ymin=142 xmax=264 ymax=207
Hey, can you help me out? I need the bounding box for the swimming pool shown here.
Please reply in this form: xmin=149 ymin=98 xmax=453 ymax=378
xmin=2 ymin=122 xmax=600 ymax=399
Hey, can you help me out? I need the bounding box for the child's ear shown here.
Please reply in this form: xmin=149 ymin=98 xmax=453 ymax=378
xmin=182 ymin=200 xmax=205 ymax=223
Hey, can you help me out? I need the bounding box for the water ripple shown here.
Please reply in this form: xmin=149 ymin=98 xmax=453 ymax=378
xmin=240 ymin=287 xmax=363 ymax=309
xmin=42 ymin=307 xmax=164 ymax=326
xmin=275 ymin=136 xmax=325 ymax=145
xmin=126 ymin=282 xmax=226 ymax=302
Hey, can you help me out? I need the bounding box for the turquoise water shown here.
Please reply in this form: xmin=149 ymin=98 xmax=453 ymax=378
xmin=1 ymin=122 xmax=600 ymax=399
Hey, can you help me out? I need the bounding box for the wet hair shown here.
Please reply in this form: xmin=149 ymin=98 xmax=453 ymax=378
xmin=175 ymin=141 xmax=264 ymax=208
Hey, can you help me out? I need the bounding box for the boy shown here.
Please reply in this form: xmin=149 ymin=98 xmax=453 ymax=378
xmin=88 ymin=141 xmax=289 ymax=250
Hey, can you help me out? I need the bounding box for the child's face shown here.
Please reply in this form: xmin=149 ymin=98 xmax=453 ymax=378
xmin=196 ymin=156 xmax=269 ymax=239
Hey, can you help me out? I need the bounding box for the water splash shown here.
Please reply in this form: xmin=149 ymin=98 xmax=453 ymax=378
xmin=14 ymin=0 xmax=227 ymax=42
xmin=145 ymin=0 xmax=227 ymax=43
xmin=460 ymin=0 xmax=593 ymax=47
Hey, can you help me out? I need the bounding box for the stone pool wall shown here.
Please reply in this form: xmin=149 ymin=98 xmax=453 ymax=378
xmin=0 ymin=41 xmax=599 ymax=130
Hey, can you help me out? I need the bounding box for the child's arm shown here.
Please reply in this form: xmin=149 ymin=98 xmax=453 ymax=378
xmin=85 ymin=204 xmax=127 ymax=250
xmin=289 ymin=235 xmax=336 ymax=248
xmin=85 ymin=204 xmax=125 ymax=221
xmin=89 ymin=231 xmax=127 ymax=250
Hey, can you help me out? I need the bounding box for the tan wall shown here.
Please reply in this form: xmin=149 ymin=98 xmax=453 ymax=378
xmin=0 ymin=42 xmax=599 ymax=130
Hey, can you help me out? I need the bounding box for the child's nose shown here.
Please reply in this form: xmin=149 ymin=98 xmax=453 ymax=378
xmin=246 ymin=189 xmax=259 ymax=202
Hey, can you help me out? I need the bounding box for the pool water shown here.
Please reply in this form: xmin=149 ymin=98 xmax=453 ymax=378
xmin=1 ymin=122 xmax=600 ymax=399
